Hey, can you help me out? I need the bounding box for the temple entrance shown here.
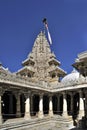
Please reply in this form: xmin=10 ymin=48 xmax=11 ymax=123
xmin=52 ymin=95 xmax=57 ymax=114
xmin=2 ymin=91 xmax=16 ymax=120
xmin=43 ymin=95 xmax=49 ymax=114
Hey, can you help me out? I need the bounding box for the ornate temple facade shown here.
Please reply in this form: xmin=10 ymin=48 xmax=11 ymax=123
xmin=0 ymin=31 xmax=87 ymax=128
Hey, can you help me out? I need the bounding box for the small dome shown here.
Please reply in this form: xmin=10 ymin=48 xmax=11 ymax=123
xmin=61 ymin=69 xmax=80 ymax=84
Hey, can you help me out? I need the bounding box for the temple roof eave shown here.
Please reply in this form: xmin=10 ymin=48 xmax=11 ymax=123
xmin=78 ymin=51 xmax=87 ymax=60
xmin=52 ymin=82 xmax=87 ymax=92
xmin=0 ymin=79 xmax=51 ymax=92
xmin=0 ymin=69 xmax=87 ymax=92
xmin=72 ymin=61 xmax=87 ymax=70
xmin=22 ymin=58 xmax=35 ymax=66
xmin=0 ymin=64 xmax=11 ymax=75
xmin=17 ymin=66 xmax=35 ymax=74
xmin=72 ymin=62 xmax=79 ymax=71
xmin=0 ymin=77 xmax=86 ymax=92
xmin=48 ymin=58 xmax=60 ymax=66
xmin=49 ymin=67 xmax=67 ymax=76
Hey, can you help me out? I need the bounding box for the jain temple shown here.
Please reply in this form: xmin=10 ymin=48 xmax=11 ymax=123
xmin=0 ymin=31 xmax=87 ymax=129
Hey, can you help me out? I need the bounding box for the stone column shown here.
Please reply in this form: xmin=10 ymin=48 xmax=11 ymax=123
xmin=38 ymin=94 xmax=44 ymax=118
xmin=15 ymin=93 xmax=21 ymax=117
xmin=62 ymin=92 xmax=68 ymax=117
xmin=85 ymin=92 xmax=87 ymax=118
xmin=24 ymin=93 xmax=31 ymax=119
xmin=78 ymin=90 xmax=84 ymax=119
xmin=49 ymin=94 xmax=53 ymax=117
xmin=30 ymin=94 xmax=33 ymax=116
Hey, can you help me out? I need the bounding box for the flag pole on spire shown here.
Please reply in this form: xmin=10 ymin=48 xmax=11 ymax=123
xmin=43 ymin=18 xmax=52 ymax=45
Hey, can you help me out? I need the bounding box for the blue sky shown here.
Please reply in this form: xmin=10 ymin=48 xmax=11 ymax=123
xmin=0 ymin=0 xmax=87 ymax=74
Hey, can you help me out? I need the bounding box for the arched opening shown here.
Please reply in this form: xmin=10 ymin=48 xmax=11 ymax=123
xmin=52 ymin=95 xmax=57 ymax=114
xmin=43 ymin=95 xmax=49 ymax=115
xmin=73 ymin=93 xmax=79 ymax=119
xmin=2 ymin=91 xmax=16 ymax=121
xmin=67 ymin=94 xmax=71 ymax=115
xmin=20 ymin=94 xmax=25 ymax=117
xmin=59 ymin=95 xmax=63 ymax=115
xmin=33 ymin=95 xmax=39 ymax=116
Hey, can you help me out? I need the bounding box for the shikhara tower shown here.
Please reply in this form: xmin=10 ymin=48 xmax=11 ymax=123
xmin=17 ymin=31 xmax=66 ymax=85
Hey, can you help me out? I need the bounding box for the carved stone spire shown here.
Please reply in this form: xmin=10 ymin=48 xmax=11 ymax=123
xmin=17 ymin=31 xmax=66 ymax=85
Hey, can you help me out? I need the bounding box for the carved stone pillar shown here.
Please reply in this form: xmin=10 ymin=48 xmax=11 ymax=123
xmin=49 ymin=94 xmax=53 ymax=117
xmin=24 ymin=93 xmax=31 ymax=119
xmin=62 ymin=92 xmax=68 ymax=117
xmin=38 ymin=94 xmax=44 ymax=118
xmin=78 ymin=90 xmax=84 ymax=119
xmin=15 ymin=93 xmax=21 ymax=117
xmin=85 ymin=91 xmax=87 ymax=118
xmin=30 ymin=94 xmax=33 ymax=116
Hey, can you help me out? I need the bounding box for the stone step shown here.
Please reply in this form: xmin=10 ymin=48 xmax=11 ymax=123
xmin=0 ymin=115 xmax=73 ymax=130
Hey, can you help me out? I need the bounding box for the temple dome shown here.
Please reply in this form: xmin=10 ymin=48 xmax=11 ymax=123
xmin=61 ymin=69 xmax=80 ymax=84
